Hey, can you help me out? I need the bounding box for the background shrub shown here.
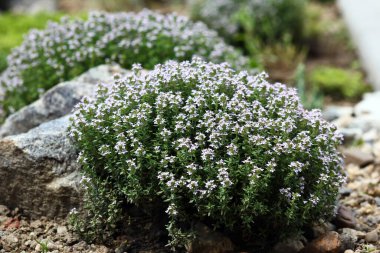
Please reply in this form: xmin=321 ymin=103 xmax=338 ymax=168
xmin=190 ymin=0 xmax=307 ymax=80
xmin=0 ymin=10 xmax=248 ymax=121
xmin=0 ymin=51 xmax=8 ymax=75
xmin=69 ymin=58 xmax=345 ymax=249
xmin=309 ymin=66 xmax=370 ymax=100
xmin=0 ymin=12 xmax=64 ymax=73
xmin=304 ymin=2 xmax=353 ymax=58
xmin=311 ymin=0 xmax=335 ymax=3
xmin=294 ymin=63 xmax=324 ymax=110
xmin=191 ymin=0 xmax=307 ymax=49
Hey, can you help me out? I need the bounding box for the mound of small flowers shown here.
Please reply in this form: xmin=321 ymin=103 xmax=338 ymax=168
xmin=0 ymin=10 xmax=248 ymax=121
xmin=69 ymin=58 xmax=344 ymax=249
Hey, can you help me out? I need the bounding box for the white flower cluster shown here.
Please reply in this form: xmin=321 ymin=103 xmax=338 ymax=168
xmin=70 ymin=58 xmax=344 ymax=243
xmin=0 ymin=9 xmax=248 ymax=119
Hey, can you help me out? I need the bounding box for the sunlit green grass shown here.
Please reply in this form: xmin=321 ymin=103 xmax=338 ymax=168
xmin=0 ymin=12 xmax=65 ymax=72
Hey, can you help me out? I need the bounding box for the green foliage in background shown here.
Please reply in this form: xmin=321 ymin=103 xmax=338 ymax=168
xmin=0 ymin=12 xmax=64 ymax=73
xmin=304 ymin=2 xmax=353 ymax=57
xmin=294 ymin=64 xmax=324 ymax=109
xmin=309 ymin=66 xmax=370 ymax=100
xmin=190 ymin=0 xmax=308 ymax=84
xmin=191 ymin=0 xmax=307 ymax=53
xmin=260 ymin=36 xmax=307 ymax=82
xmin=311 ymin=0 xmax=334 ymax=3
xmin=235 ymin=0 xmax=306 ymax=48
xmin=0 ymin=51 xmax=7 ymax=74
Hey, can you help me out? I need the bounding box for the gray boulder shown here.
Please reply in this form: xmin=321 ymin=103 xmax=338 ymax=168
xmin=0 ymin=65 xmax=130 ymax=218
xmin=0 ymin=65 xmax=126 ymax=138
xmin=0 ymin=81 xmax=93 ymax=138
xmin=73 ymin=64 xmax=127 ymax=84
xmin=0 ymin=115 xmax=81 ymax=218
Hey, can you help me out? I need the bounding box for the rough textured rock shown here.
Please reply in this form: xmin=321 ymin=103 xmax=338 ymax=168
xmin=0 ymin=81 xmax=93 ymax=138
xmin=0 ymin=65 xmax=126 ymax=138
xmin=300 ymin=231 xmax=341 ymax=253
xmin=365 ymin=229 xmax=379 ymax=243
xmin=0 ymin=115 xmax=81 ymax=218
xmin=312 ymin=222 xmax=336 ymax=238
xmin=339 ymin=228 xmax=358 ymax=251
xmin=333 ymin=205 xmax=357 ymax=229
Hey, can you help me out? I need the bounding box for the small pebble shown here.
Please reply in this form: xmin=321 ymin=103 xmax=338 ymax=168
xmin=56 ymin=225 xmax=67 ymax=235
xmin=0 ymin=205 xmax=10 ymax=216
xmin=334 ymin=205 xmax=356 ymax=228
xmin=375 ymin=197 xmax=380 ymax=207
xmin=339 ymin=187 xmax=353 ymax=197
xmin=29 ymin=232 xmax=37 ymax=239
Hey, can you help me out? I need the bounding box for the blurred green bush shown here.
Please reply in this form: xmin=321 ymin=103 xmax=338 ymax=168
xmin=0 ymin=13 xmax=62 ymax=72
xmin=0 ymin=51 xmax=7 ymax=74
xmin=311 ymin=0 xmax=335 ymax=3
xmin=309 ymin=66 xmax=370 ymax=100
xmin=191 ymin=0 xmax=307 ymax=55
xmin=0 ymin=12 xmax=63 ymax=73
xmin=304 ymin=3 xmax=353 ymax=58
xmin=190 ymin=0 xmax=309 ymax=85
xmin=294 ymin=63 xmax=324 ymax=109
xmin=236 ymin=0 xmax=306 ymax=46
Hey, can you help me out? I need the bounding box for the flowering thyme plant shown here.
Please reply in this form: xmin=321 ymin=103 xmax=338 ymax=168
xmin=0 ymin=10 xmax=247 ymax=121
xmin=69 ymin=58 xmax=344 ymax=248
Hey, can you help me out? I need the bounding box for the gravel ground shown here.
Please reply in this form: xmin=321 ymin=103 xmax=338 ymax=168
xmin=0 ymin=206 xmax=170 ymax=253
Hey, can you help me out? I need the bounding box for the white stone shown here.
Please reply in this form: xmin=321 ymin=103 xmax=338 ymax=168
xmin=323 ymin=105 xmax=353 ymax=122
xmin=355 ymin=91 xmax=380 ymax=118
